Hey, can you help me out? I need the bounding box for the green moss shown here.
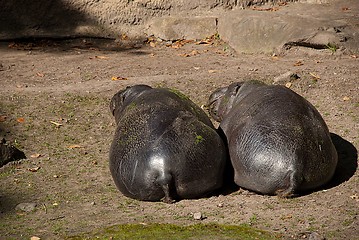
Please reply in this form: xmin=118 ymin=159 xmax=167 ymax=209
xmin=66 ymin=223 xmax=282 ymax=240
xmin=195 ymin=135 xmax=204 ymax=144
xmin=127 ymin=102 xmax=137 ymax=110
xmin=168 ymin=88 xmax=190 ymax=101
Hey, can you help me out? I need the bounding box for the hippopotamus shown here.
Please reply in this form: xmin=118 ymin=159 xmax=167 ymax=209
xmin=109 ymin=85 xmax=226 ymax=203
xmin=207 ymin=80 xmax=338 ymax=197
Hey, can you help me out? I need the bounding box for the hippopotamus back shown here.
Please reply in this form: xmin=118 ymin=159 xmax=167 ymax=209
xmin=208 ymin=81 xmax=338 ymax=197
xmin=110 ymin=85 xmax=226 ymax=202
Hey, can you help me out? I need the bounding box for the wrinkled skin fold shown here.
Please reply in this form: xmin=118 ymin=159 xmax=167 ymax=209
xmin=109 ymin=85 xmax=227 ymax=203
xmin=207 ymin=81 xmax=338 ymax=197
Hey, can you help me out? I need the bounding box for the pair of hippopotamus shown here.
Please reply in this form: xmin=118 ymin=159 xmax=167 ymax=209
xmin=109 ymin=81 xmax=338 ymax=202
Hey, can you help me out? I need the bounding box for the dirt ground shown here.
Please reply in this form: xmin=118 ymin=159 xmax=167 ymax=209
xmin=0 ymin=37 xmax=358 ymax=239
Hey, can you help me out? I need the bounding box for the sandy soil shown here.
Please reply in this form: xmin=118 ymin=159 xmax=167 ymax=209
xmin=0 ymin=37 xmax=358 ymax=239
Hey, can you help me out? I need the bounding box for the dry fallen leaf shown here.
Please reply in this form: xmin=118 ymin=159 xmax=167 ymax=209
xmin=121 ymin=33 xmax=128 ymax=40
xmin=95 ymin=55 xmax=109 ymax=59
xmin=179 ymin=50 xmax=200 ymax=57
xmin=28 ymin=167 xmax=41 ymax=172
xmin=50 ymin=121 xmax=62 ymax=127
xmin=280 ymin=214 xmax=293 ymax=220
xmin=149 ymin=42 xmax=156 ymax=48
xmin=208 ymin=70 xmax=219 ymax=73
xmin=285 ymin=82 xmax=292 ymax=88
xmin=111 ymin=76 xmax=128 ymax=81
xmin=294 ymin=61 xmax=304 ymax=66
xmin=343 ymin=96 xmax=350 ymax=101
xmin=30 ymin=236 xmax=41 ymax=240
xmin=17 ymin=117 xmax=25 ymax=123
xmin=68 ymin=144 xmax=82 ymax=149
xmin=309 ymin=72 xmax=320 ymax=80
xmin=30 ymin=153 xmax=41 ymax=158
xmin=36 ymin=72 xmax=45 ymax=77
xmin=0 ymin=115 xmax=7 ymax=122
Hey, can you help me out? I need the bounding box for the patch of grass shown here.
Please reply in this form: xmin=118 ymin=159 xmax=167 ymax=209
xmin=342 ymin=218 xmax=354 ymax=227
xmin=325 ymin=43 xmax=337 ymax=54
xmin=249 ymin=214 xmax=258 ymax=225
xmin=66 ymin=223 xmax=282 ymax=240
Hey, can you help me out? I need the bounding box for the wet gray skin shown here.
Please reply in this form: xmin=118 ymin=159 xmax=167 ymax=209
xmin=207 ymin=81 xmax=338 ymax=197
xmin=109 ymin=85 xmax=227 ymax=203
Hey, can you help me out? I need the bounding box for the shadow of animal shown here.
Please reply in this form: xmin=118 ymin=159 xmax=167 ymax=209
xmin=324 ymin=133 xmax=358 ymax=189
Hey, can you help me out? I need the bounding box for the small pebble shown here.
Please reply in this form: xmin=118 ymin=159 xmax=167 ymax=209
xmin=193 ymin=212 xmax=203 ymax=220
xmin=308 ymin=232 xmax=325 ymax=240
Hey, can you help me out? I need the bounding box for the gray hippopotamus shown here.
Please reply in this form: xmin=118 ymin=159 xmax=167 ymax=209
xmin=207 ymin=80 xmax=338 ymax=197
xmin=109 ymin=85 xmax=226 ymax=203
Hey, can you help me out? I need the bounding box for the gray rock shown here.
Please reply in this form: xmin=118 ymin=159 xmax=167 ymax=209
xmin=308 ymin=232 xmax=325 ymax=240
xmin=273 ymin=71 xmax=299 ymax=84
xmin=15 ymin=202 xmax=37 ymax=212
xmin=218 ymin=0 xmax=359 ymax=54
xmin=146 ymin=16 xmax=218 ymax=41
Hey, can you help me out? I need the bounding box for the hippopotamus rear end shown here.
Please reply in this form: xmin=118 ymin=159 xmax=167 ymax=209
xmin=110 ymin=85 xmax=226 ymax=203
xmin=208 ymin=81 xmax=338 ymax=197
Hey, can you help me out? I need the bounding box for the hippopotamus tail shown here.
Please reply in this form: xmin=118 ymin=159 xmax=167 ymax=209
xmin=275 ymin=169 xmax=303 ymax=198
xmin=156 ymin=172 xmax=178 ymax=204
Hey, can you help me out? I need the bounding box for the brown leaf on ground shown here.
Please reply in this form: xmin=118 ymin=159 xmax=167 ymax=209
xmin=30 ymin=153 xmax=41 ymax=158
xmin=170 ymin=39 xmax=194 ymax=49
xmin=179 ymin=50 xmax=200 ymax=57
xmin=309 ymin=72 xmax=320 ymax=80
xmin=0 ymin=115 xmax=7 ymax=122
xmin=294 ymin=61 xmax=304 ymax=66
xmin=111 ymin=76 xmax=128 ymax=81
xmin=285 ymin=82 xmax=292 ymax=88
xmin=28 ymin=167 xmax=41 ymax=172
xmin=68 ymin=144 xmax=82 ymax=149
xmin=36 ymin=72 xmax=45 ymax=77
xmin=95 ymin=56 xmax=109 ymax=59
xmin=50 ymin=121 xmax=62 ymax=127
xmin=17 ymin=117 xmax=25 ymax=123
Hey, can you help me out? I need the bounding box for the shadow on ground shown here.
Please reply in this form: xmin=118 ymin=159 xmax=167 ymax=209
xmin=0 ymin=1 xmax=147 ymax=53
xmin=0 ymin=37 xmax=148 ymax=54
xmin=326 ymin=133 xmax=358 ymax=188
